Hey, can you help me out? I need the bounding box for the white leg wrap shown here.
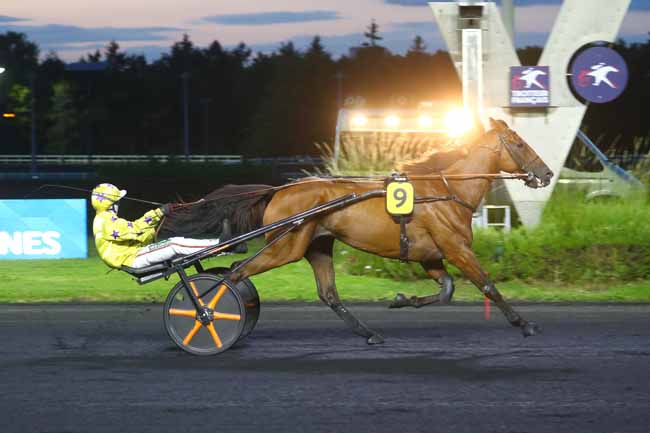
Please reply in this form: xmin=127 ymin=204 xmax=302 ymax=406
xmin=131 ymin=237 xmax=219 ymax=268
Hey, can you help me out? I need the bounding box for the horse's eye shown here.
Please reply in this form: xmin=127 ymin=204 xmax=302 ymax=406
xmin=517 ymin=142 xmax=523 ymax=148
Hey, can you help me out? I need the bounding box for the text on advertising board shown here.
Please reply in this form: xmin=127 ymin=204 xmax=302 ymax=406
xmin=0 ymin=199 xmax=87 ymax=259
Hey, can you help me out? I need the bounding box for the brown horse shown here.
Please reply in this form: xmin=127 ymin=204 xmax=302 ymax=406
xmin=165 ymin=118 xmax=553 ymax=344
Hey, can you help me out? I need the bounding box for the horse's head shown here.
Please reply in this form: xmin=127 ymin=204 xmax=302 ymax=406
xmin=487 ymin=118 xmax=553 ymax=188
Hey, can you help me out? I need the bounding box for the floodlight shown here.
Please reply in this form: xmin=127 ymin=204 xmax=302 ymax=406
xmin=443 ymin=108 xmax=473 ymax=137
xmin=417 ymin=115 xmax=434 ymax=129
xmin=351 ymin=113 xmax=368 ymax=128
xmin=384 ymin=115 xmax=400 ymax=128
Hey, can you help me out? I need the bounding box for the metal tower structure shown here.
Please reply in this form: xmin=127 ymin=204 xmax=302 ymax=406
xmin=429 ymin=0 xmax=631 ymax=226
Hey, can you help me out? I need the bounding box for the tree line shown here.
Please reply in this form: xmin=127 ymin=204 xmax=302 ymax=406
xmin=0 ymin=24 xmax=648 ymax=157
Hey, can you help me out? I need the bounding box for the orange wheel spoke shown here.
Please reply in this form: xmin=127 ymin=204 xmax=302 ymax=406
xmin=182 ymin=321 xmax=202 ymax=345
xmin=207 ymin=284 xmax=228 ymax=309
xmin=213 ymin=312 xmax=241 ymax=321
xmin=205 ymin=323 xmax=223 ymax=349
xmin=169 ymin=308 xmax=196 ymax=318
xmin=190 ymin=281 xmax=205 ymax=306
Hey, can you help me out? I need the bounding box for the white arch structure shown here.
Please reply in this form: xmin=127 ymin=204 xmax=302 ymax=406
xmin=429 ymin=0 xmax=631 ymax=226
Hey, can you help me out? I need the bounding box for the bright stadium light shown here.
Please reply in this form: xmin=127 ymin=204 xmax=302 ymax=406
xmin=0 ymin=67 xmax=5 ymax=75
xmin=417 ymin=114 xmax=434 ymax=129
xmin=443 ymin=108 xmax=473 ymax=137
xmin=384 ymin=115 xmax=400 ymax=128
xmin=351 ymin=113 xmax=368 ymax=128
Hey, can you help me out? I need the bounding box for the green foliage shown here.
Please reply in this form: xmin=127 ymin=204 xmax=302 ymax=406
xmin=46 ymin=81 xmax=80 ymax=153
xmin=363 ymin=19 xmax=383 ymax=47
xmin=409 ymin=35 xmax=427 ymax=54
xmin=1 ymin=31 xmax=648 ymax=162
xmin=7 ymin=83 xmax=30 ymax=124
xmin=338 ymin=192 xmax=650 ymax=283
xmin=0 ymin=31 xmax=39 ymax=96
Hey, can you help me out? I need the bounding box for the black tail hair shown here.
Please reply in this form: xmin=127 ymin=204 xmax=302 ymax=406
xmin=158 ymin=184 xmax=275 ymax=240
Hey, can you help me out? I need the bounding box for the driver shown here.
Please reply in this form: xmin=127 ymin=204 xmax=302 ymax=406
xmin=91 ymin=183 xmax=222 ymax=269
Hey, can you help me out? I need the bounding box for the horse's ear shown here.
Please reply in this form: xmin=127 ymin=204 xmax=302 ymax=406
xmin=498 ymin=119 xmax=509 ymax=129
xmin=489 ymin=117 xmax=498 ymax=129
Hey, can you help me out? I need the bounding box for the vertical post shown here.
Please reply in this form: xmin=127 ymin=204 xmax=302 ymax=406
xmin=461 ymin=29 xmax=483 ymax=119
xmin=333 ymin=111 xmax=344 ymax=167
xmin=181 ymin=72 xmax=190 ymax=161
xmin=30 ymin=74 xmax=37 ymax=175
xmin=501 ymin=0 xmax=515 ymax=46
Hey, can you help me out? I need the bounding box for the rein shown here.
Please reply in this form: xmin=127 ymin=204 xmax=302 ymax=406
xmin=170 ymin=172 xmax=529 ymax=210
xmin=24 ymin=173 xmax=528 ymax=213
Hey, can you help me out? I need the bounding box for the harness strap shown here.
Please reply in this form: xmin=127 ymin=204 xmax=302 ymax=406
xmin=435 ymin=172 xmax=476 ymax=212
xmin=414 ymin=195 xmax=476 ymax=212
xmin=399 ymin=216 xmax=409 ymax=262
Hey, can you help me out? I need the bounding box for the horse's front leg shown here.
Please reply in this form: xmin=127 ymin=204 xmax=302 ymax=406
xmin=390 ymin=259 xmax=455 ymax=308
xmin=442 ymin=241 xmax=540 ymax=337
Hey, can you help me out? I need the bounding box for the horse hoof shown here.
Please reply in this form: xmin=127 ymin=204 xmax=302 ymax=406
xmin=389 ymin=293 xmax=410 ymax=309
xmin=367 ymin=334 xmax=384 ymax=345
xmin=522 ymin=321 xmax=541 ymax=337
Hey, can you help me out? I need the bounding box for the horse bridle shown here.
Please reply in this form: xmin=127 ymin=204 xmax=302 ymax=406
xmin=478 ymin=129 xmax=541 ymax=185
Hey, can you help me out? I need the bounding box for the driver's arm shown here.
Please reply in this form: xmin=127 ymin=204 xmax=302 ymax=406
xmin=102 ymin=209 xmax=163 ymax=242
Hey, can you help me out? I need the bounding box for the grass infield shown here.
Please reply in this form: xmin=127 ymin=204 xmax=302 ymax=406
xmin=0 ymin=242 xmax=648 ymax=303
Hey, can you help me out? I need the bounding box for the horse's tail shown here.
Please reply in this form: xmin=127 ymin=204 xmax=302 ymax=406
xmin=158 ymin=184 xmax=275 ymax=240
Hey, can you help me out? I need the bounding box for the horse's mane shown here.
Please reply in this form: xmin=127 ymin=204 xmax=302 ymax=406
xmin=397 ymin=129 xmax=489 ymax=174
xmin=397 ymin=147 xmax=469 ymax=174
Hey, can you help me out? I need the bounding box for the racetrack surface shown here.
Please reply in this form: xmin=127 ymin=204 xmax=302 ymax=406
xmin=0 ymin=303 xmax=649 ymax=433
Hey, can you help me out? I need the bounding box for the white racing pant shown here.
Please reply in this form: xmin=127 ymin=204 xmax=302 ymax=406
xmin=132 ymin=237 xmax=220 ymax=268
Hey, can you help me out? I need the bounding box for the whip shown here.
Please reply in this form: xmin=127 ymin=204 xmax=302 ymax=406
xmin=23 ymin=184 xmax=163 ymax=206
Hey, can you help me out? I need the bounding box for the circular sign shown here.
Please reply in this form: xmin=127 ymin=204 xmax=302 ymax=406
xmin=570 ymin=46 xmax=628 ymax=103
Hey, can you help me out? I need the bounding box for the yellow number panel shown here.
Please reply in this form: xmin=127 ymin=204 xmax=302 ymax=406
xmin=386 ymin=181 xmax=414 ymax=215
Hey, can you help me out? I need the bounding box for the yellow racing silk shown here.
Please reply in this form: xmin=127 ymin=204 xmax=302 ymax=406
xmin=93 ymin=208 xmax=163 ymax=268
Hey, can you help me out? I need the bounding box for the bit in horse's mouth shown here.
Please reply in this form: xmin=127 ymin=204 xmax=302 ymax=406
xmin=524 ymin=175 xmax=547 ymax=189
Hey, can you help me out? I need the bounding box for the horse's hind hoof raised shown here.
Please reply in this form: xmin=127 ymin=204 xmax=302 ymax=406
xmin=389 ymin=293 xmax=411 ymax=309
xmin=522 ymin=321 xmax=541 ymax=337
xmin=367 ymin=334 xmax=384 ymax=345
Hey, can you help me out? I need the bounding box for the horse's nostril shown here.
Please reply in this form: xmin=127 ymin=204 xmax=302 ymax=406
xmin=546 ymin=171 xmax=554 ymax=179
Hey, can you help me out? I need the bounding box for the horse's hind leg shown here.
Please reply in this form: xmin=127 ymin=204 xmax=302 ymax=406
xmin=305 ymin=236 xmax=384 ymax=345
xmin=390 ymin=259 xmax=455 ymax=308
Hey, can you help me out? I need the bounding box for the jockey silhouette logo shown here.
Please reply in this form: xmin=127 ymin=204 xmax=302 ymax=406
xmin=570 ymin=46 xmax=628 ymax=103
xmin=577 ymin=62 xmax=620 ymax=88
xmin=512 ymin=68 xmax=548 ymax=90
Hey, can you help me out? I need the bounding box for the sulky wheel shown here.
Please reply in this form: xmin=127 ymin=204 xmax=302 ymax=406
xmin=205 ymin=267 xmax=260 ymax=340
xmin=164 ymin=273 xmax=245 ymax=356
